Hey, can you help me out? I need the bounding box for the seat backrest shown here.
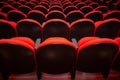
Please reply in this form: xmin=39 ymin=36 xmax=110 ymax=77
xmin=42 ymin=19 xmax=69 ymax=40
xmin=50 ymin=3 xmax=61 ymax=7
xmin=16 ymin=19 xmax=42 ymax=41
xmin=0 ymin=37 xmax=35 ymax=74
xmin=31 ymin=0 xmax=39 ymax=5
xmin=11 ymin=2 xmax=22 ymax=9
xmin=25 ymin=2 xmax=35 ymax=9
xmin=18 ymin=5 xmax=32 ymax=14
xmin=0 ymin=19 xmax=17 ymax=39
xmin=95 ymin=19 xmax=120 ymax=39
xmin=40 ymin=0 xmax=49 ymax=5
xmin=80 ymin=0 xmax=87 ymax=2
xmin=27 ymin=10 xmax=45 ymax=24
xmin=85 ymin=11 xmax=103 ymax=22
xmin=1 ymin=5 xmax=15 ymax=13
xmin=46 ymin=10 xmax=66 ymax=20
xmin=7 ymin=0 xmax=14 ymax=4
xmin=49 ymin=5 xmax=63 ymax=12
xmin=95 ymin=6 xmax=108 ymax=14
xmin=11 ymin=37 xmax=35 ymax=47
xmin=85 ymin=0 xmax=92 ymax=4
xmin=19 ymin=0 xmax=27 ymax=5
xmin=107 ymin=2 xmax=115 ymax=10
xmin=85 ymin=1 xmax=91 ymax=5
xmin=78 ymin=37 xmax=100 ymax=46
xmin=33 ymin=5 xmax=48 ymax=14
xmin=66 ymin=10 xmax=84 ymax=23
xmin=73 ymin=1 xmax=80 ymax=5
xmin=80 ymin=6 xmax=93 ymax=14
xmin=62 ymin=3 xmax=73 ymax=9
xmin=104 ymin=10 xmax=120 ymax=20
xmin=7 ymin=10 xmax=27 ymax=22
xmin=39 ymin=2 xmax=49 ymax=9
xmin=88 ymin=2 xmax=99 ymax=9
xmin=76 ymin=2 xmax=86 ymax=9
xmin=36 ymin=37 xmax=76 ymax=74
xmin=64 ymin=6 xmax=78 ymax=14
xmin=70 ymin=19 xmax=95 ymax=42
xmin=77 ymin=37 xmax=119 ymax=77
xmin=61 ymin=0 xmax=70 ymax=5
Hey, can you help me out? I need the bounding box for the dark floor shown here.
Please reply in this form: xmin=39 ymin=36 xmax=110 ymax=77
xmin=0 ymin=69 xmax=120 ymax=80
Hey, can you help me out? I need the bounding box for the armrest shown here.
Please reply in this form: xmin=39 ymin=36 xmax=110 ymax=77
xmin=34 ymin=38 xmax=41 ymax=49
xmin=71 ymin=38 xmax=78 ymax=48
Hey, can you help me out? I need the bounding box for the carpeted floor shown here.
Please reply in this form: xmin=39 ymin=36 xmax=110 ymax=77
xmin=0 ymin=69 xmax=120 ymax=80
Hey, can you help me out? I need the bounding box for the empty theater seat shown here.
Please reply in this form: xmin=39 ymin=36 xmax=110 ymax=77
xmin=95 ymin=18 xmax=120 ymax=39
xmin=50 ymin=3 xmax=61 ymax=7
xmin=11 ymin=37 xmax=35 ymax=47
xmin=7 ymin=10 xmax=27 ymax=22
xmin=62 ymin=3 xmax=73 ymax=9
xmin=104 ymin=10 xmax=120 ymax=20
xmin=107 ymin=2 xmax=115 ymax=10
xmin=77 ymin=37 xmax=119 ymax=79
xmin=33 ymin=5 xmax=48 ymax=14
xmin=80 ymin=6 xmax=93 ymax=14
xmin=42 ymin=19 xmax=69 ymax=40
xmin=7 ymin=0 xmax=14 ymax=4
xmin=36 ymin=37 xmax=77 ymax=80
xmin=39 ymin=2 xmax=49 ymax=9
xmin=25 ymin=2 xmax=36 ymax=9
xmin=76 ymin=2 xmax=86 ymax=9
xmin=1 ymin=5 xmax=15 ymax=13
xmin=18 ymin=5 xmax=32 ymax=14
xmin=49 ymin=5 xmax=63 ymax=12
xmin=19 ymin=0 xmax=27 ymax=5
xmin=95 ymin=6 xmax=108 ymax=14
xmin=31 ymin=0 xmax=39 ymax=5
xmin=66 ymin=10 xmax=84 ymax=23
xmin=0 ymin=37 xmax=35 ymax=80
xmin=85 ymin=11 xmax=103 ymax=22
xmin=27 ymin=10 xmax=45 ymax=24
xmin=89 ymin=2 xmax=99 ymax=9
xmin=11 ymin=2 xmax=22 ymax=9
xmin=73 ymin=1 xmax=80 ymax=5
xmin=46 ymin=10 xmax=66 ymax=20
xmin=0 ymin=19 xmax=17 ymax=39
xmin=64 ymin=6 xmax=78 ymax=14
xmin=70 ymin=19 xmax=95 ymax=42
xmin=85 ymin=0 xmax=91 ymax=4
xmin=16 ymin=19 xmax=42 ymax=41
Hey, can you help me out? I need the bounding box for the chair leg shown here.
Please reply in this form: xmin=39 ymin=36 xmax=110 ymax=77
xmin=37 ymin=71 xmax=42 ymax=80
xmin=101 ymin=65 xmax=111 ymax=80
xmin=71 ymin=67 xmax=76 ymax=80
xmin=101 ymin=71 xmax=109 ymax=80
xmin=1 ymin=73 xmax=10 ymax=80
